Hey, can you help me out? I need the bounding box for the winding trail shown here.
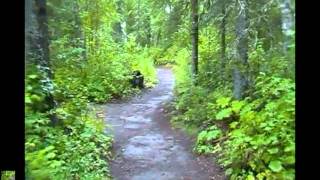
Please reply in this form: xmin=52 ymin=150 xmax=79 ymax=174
xmin=103 ymin=68 xmax=226 ymax=180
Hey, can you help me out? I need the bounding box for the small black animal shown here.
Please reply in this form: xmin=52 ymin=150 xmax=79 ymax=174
xmin=130 ymin=70 xmax=144 ymax=89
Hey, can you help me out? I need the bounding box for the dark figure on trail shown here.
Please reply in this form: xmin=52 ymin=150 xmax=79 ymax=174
xmin=131 ymin=70 xmax=144 ymax=89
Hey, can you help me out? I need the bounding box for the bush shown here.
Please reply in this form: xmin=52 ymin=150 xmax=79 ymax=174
xmin=26 ymin=28 xmax=158 ymax=179
xmin=194 ymin=74 xmax=295 ymax=179
xmin=25 ymin=99 xmax=113 ymax=179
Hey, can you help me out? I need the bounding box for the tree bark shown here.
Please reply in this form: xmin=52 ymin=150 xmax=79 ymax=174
xmin=220 ymin=1 xmax=226 ymax=82
xmin=191 ymin=0 xmax=199 ymax=78
xmin=35 ymin=0 xmax=51 ymax=77
xmin=233 ymin=0 xmax=249 ymax=100
xmin=34 ymin=0 xmax=58 ymax=124
xmin=113 ymin=0 xmax=124 ymax=43
xmin=25 ymin=0 xmax=32 ymax=63
xmin=73 ymin=0 xmax=87 ymax=61
xmin=279 ymin=0 xmax=294 ymax=54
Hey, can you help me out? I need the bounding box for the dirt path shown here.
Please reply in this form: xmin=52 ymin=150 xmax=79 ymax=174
xmin=103 ymin=68 xmax=226 ymax=180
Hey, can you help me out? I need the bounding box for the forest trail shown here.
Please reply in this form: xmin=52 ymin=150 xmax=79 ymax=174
xmin=103 ymin=68 xmax=226 ymax=180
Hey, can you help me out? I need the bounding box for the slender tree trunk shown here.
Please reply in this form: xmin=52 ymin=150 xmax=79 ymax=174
xmin=220 ymin=1 xmax=226 ymax=82
xmin=122 ymin=21 xmax=128 ymax=42
xmin=155 ymin=30 xmax=161 ymax=46
xmin=191 ymin=0 xmax=199 ymax=78
xmin=113 ymin=0 xmax=124 ymax=43
xmin=34 ymin=0 xmax=58 ymax=124
xmin=113 ymin=21 xmax=123 ymax=43
xmin=26 ymin=0 xmax=39 ymax=65
xmin=146 ymin=16 xmax=152 ymax=47
xmin=35 ymin=0 xmax=51 ymax=77
xmin=233 ymin=0 xmax=249 ymax=100
xmin=279 ymin=0 xmax=294 ymax=54
xmin=25 ymin=0 xmax=31 ymax=63
xmin=73 ymin=0 xmax=87 ymax=61
xmin=137 ymin=0 xmax=142 ymax=46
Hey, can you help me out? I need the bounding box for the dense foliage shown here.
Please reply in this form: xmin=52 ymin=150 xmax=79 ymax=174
xmin=25 ymin=63 xmax=115 ymax=179
xmin=165 ymin=0 xmax=295 ymax=179
xmin=25 ymin=0 xmax=158 ymax=178
xmin=193 ymin=74 xmax=295 ymax=179
xmin=1 ymin=171 xmax=15 ymax=180
xmin=25 ymin=0 xmax=295 ymax=179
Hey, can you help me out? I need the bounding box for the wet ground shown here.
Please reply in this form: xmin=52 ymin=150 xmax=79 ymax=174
xmin=103 ymin=68 xmax=226 ymax=180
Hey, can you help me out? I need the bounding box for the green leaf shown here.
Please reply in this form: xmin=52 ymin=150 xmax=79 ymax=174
xmin=197 ymin=131 xmax=207 ymax=142
xmin=225 ymin=168 xmax=233 ymax=175
xmin=231 ymin=101 xmax=245 ymax=113
xmin=229 ymin=122 xmax=239 ymax=129
xmin=216 ymin=97 xmax=231 ymax=108
xmin=283 ymin=156 xmax=295 ymax=164
xmin=267 ymin=148 xmax=279 ymax=154
xmin=25 ymin=96 xmax=32 ymax=104
xmin=256 ymin=173 xmax=266 ymax=180
xmin=46 ymin=152 xmax=56 ymax=159
xmin=30 ymin=94 xmax=42 ymax=102
xmin=284 ymin=143 xmax=295 ymax=153
xmin=26 ymin=85 xmax=33 ymax=91
xmin=268 ymin=160 xmax=283 ymax=172
xmin=206 ymin=130 xmax=221 ymax=140
xmin=240 ymin=110 xmax=255 ymax=121
xmin=215 ymin=108 xmax=232 ymax=120
xmin=280 ymin=169 xmax=295 ymax=180
xmin=246 ymin=175 xmax=255 ymax=180
xmin=29 ymin=74 xmax=38 ymax=79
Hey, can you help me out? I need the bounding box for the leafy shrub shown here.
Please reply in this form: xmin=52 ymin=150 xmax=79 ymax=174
xmin=1 ymin=171 xmax=15 ymax=180
xmin=194 ymin=74 xmax=295 ymax=179
xmin=25 ymin=103 xmax=113 ymax=179
xmin=26 ymin=26 xmax=157 ymax=179
xmin=195 ymin=125 xmax=222 ymax=154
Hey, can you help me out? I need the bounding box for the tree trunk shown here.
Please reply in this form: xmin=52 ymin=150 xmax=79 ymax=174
xmin=25 ymin=0 xmax=32 ymax=63
xmin=145 ymin=16 xmax=152 ymax=47
xmin=279 ymin=0 xmax=294 ymax=54
xmin=35 ymin=0 xmax=51 ymax=77
xmin=233 ymin=0 xmax=249 ymax=100
xmin=113 ymin=0 xmax=124 ymax=43
xmin=191 ymin=0 xmax=199 ymax=78
xmin=113 ymin=22 xmax=123 ymax=43
xmin=34 ymin=0 xmax=58 ymax=124
xmin=73 ymin=0 xmax=87 ymax=61
xmin=220 ymin=1 xmax=226 ymax=82
xmin=26 ymin=0 xmax=39 ymax=65
xmin=137 ymin=0 xmax=142 ymax=46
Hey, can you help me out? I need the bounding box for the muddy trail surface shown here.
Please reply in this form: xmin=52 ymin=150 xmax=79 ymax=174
xmin=103 ymin=68 xmax=226 ymax=180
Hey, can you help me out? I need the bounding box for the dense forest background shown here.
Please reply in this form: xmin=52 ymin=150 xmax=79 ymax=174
xmin=25 ymin=0 xmax=295 ymax=179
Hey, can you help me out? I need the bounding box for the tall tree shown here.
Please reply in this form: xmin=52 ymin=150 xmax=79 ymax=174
xmin=233 ymin=0 xmax=249 ymax=99
xmin=34 ymin=0 xmax=58 ymax=124
xmin=25 ymin=0 xmax=35 ymax=64
xmin=191 ymin=0 xmax=199 ymax=78
xmin=113 ymin=0 xmax=125 ymax=43
xmin=279 ymin=0 xmax=294 ymax=54
xmin=35 ymin=0 xmax=50 ymax=74
xmin=220 ymin=0 xmax=226 ymax=82
xmin=72 ymin=0 xmax=87 ymax=60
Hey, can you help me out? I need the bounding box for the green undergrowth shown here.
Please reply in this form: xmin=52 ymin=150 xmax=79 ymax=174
xmin=25 ymin=36 xmax=158 ymax=179
xmin=168 ymin=24 xmax=295 ymax=179
xmin=1 ymin=171 xmax=15 ymax=180
xmin=172 ymin=73 xmax=295 ymax=180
